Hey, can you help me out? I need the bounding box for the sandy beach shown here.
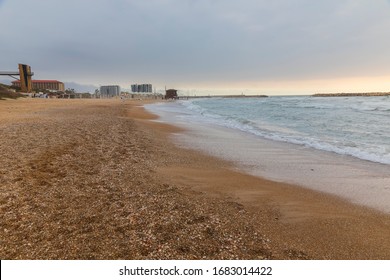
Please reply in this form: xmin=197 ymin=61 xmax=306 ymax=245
xmin=1 ymin=98 xmax=390 ymax=260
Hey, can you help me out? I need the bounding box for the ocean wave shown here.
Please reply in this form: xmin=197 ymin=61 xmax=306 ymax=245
xmin=180 ymin=98 xmax=390 ymax=165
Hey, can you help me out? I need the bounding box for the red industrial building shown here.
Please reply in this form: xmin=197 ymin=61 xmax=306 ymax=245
xmin=12 ymin=80 xmax=65 ymax=91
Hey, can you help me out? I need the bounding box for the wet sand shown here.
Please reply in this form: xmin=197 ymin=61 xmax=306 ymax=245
xmin=1 ymin=98 xmax=390 ymax=259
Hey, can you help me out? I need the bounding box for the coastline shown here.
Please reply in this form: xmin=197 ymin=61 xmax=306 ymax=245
xmin=139 ymin=101 xmax=390 ymax=259
xmin=146 ymin=100 xmax=390 ymax=214
xmin=1 ymin=98 xmax=390 ymax=259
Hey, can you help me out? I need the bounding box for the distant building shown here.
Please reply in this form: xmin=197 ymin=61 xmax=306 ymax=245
xmin=100 ymin=85 xmax=121 ymax=98
xmin=131 ymin=84 xmax=152 ymax=93
xmin=165 ymin=89 xmax=178 ymax=99
xmin=12 ymin=80 xmax=65 ymax=91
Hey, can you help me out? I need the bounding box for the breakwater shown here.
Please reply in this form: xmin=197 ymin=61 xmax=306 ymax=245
xmin=177 ymin=94 xmax=268 ymax=99
xmin=313 ymin=92 xmax=390 ymax=97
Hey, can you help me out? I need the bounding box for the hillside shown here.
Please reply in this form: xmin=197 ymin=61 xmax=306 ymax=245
xmin=0 ymin=83 xmax=25 ymax=100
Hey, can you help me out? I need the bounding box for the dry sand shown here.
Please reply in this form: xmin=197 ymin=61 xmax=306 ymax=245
xmin=0 ymin=98 xmax=389 ymax=259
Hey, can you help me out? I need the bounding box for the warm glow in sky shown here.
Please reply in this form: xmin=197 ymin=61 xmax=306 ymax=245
xmin=1 ymin=0 xmax=390 ymax=94
xmin=203 ymin=76 xmax=390 ymax=95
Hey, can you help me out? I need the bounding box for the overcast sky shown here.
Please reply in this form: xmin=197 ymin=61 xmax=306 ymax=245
xmin=1 ymin=0 xmax=390 ymax=94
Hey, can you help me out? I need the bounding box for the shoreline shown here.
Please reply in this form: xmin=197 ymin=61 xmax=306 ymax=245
xmin=1 ymin=98 xmax=390 ymax=259
xmin=145 ymin=101 xmax=390 ymax=214
xmin=136 ymin=101 xmax=390 ymax=259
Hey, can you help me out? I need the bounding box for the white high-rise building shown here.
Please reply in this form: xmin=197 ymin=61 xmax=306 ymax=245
xmin=130 ymin=83 xmax=152 ymax=93
xmin=100 ymin=85 xmax=121 ymax=98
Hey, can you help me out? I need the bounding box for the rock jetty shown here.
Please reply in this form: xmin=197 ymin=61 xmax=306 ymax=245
xmin=313 ymin=92 xmax=390 ymax=97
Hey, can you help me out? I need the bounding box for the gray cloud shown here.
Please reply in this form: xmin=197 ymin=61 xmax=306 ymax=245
xmin=1 ymin=0 xmax=390 ymax=90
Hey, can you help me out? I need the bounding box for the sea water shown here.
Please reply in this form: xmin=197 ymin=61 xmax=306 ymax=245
xmin=145 ymin=96 xmax=390 ymax=213
xmin=176 ymin=96 xmax=390 ymax=165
